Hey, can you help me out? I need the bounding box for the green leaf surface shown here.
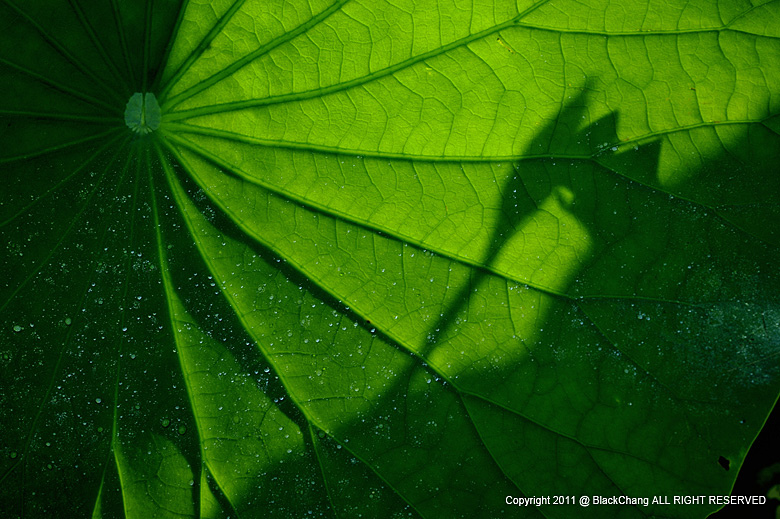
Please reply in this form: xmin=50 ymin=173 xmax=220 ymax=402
xmin=2 ymin=0 xmax=779 ymax=517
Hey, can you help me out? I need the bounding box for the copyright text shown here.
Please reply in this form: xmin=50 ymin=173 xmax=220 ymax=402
xmin=505 ymin=495 xmax=768 ymax=507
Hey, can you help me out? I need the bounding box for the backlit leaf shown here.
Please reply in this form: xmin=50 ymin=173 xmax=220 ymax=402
xmin=2 ymin=0 xmax=779 ymax=517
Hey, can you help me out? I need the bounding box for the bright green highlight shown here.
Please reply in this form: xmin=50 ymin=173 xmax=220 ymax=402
xmin=1 ymin=0 xmax=779 ymax=517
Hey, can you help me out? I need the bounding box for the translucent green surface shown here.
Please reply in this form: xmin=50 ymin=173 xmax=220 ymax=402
xmin=1 ymin=0 xmax=779 ymax=517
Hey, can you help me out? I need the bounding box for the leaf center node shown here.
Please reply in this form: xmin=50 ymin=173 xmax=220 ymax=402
xmin=124 ymin=92 xmax=161 ymax=134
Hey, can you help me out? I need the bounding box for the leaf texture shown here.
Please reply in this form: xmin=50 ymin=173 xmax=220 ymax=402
xmin=1 ymin=0 xmax=779 ymax=517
